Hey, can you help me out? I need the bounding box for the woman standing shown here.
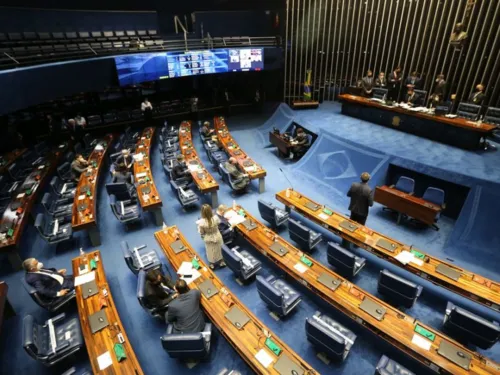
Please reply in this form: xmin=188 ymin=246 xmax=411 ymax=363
xmin=197 ymin=204 xmax=225 ymax=269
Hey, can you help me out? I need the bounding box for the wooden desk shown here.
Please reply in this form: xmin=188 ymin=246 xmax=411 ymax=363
xmin=154 ymin=227 xmax=318 ymax=375
xmin=72 ymin=135 xmax=113 ymax=246
xmin=269 ymin=132 xmax=293 ymax=158
xmin=0 ymin=148 xmax=27 ymax=174
xmin=178 ymin=121 xmax=219 ymax=207
xmin=72 ymin=250 xmax=144 ymax=375
xmin=338 ymin=94 xmax=496 ymax=149
xmin=374 ymin=185 xmax=442 ymax=226
xmin=214 ymin=116 xmax=267 ymax=193
xmin=232 ymin=204 xmax=500 ymax=375
xmin=276 ymin=189 xmax=500 ymax=313
xmin=0 ymin=149 xmax=64 ymax=269
xmin=291 ymin=100 xmax=319 ymax=110
xmin=133 ymin=127 xmax=163 ymax=226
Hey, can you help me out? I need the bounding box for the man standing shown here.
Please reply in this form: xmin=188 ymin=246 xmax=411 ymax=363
xmin=468 ymin=83 xmax=486 ymax=106
xmin=114 ymin=149 xmax=133 ymax=172
xmin=405 ymin=71 xmax=422 ymax=90
xmin=166 ymin=279 xmax=206 ymax=333
xmin=347 ymin=172 xmax=373 ymax=225
xmin=141 ymin=98 xmax=153 ymax=124
xmin=23 ymin=258 xmax=74 ymax=299
xmin=361 ymin=70 xmax=374 ymax=97
xmin=430 ymin=74 xmax=447 ymax=106
xmin=388 ymin=66 xmax=402 ymax=101
xmin=375 ymin=71 xmax=387 ymax=88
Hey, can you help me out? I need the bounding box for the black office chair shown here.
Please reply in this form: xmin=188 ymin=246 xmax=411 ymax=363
xmin=137 ymin=269 xmax=171 ymax=319
xmin=121 ymin=241 xmax=161 ymax=275
xmin=161 ymin=323 xmax=213 ymax=359
xmin=257 ymin=200 xmax=289 ymax=229
xmin=288 ymin=218 xmax=322 ymax=252
xmin=377 ymin=269 xmax=423 ymax=308
xmin=457 ymin=102 xmax=481 ymax=121
xmin=375 ymin=355 xmax=415 ymax=375
xmin=21 ymin=277 xmax=75 ymax=312
xmin=327 ymin=242 xmax=366 ymax=278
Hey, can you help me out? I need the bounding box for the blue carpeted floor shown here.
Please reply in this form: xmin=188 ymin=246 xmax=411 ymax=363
xmin=1 ymin=102 xmax=499 ymax=375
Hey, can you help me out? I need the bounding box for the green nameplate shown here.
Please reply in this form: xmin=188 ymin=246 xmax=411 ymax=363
xmin=238 ymin=209 xmax=245 ymax=216
xmin=191 ymin=258 xmax=201 ymax=270
xmin=89 ymin=259 xmax=97 ymax=270
xmin=414 ymin=324 xmax=435 ymax=341
xmin=92 ymin=162 xmax=97 ymax=168
xmin=86 ymin=190 xmax=91 ymax=196
xmin=103 ymin=142 xmax=107 ymax=148
xmin=26 ymin=189 xmax=32 ymax=196
xmin=7 ymin=228 xmax=14 ymax=237
xmin=300 ymin=256 xmax=313 ymax=267
xmin=146 ymin=177 xmax=150 ymax=182
xmin=410 ymin=249 xmax=425 ymax=259
xmin=265 ymin=337 xmax=282 ymax=356
xmin=322 ymin=208 xmax=333 ymax=216
xmin=113 ymin=343 xmax=127 ymax=361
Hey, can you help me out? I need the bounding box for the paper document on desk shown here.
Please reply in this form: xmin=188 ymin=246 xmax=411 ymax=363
xmin=97 ymin=351 xmax=113 ymax=370
xmin=94 ymin=144 xmax=104 ymax=151
xmin=318 ymin=213 xmax=330 ymax=221
xmin=244 ymin=166 xmax=256 ymax=172
xmin=225 ymin=210 xmax=246 ymax=226
xmin=411 ymin=333 xmax=431 ymax=351
xmin=133 ymin=153 xmax=144 ymax=162
xmin=255 ymin=348 xmax=273 ymax=368
xmin=188 ymin=164 xmax=199 ymax=172
xmin=410 ymin=258 xmax=424 ymax=266
xmin=177 ymin=262 xmax=201 ymax=285
xmin=136 ymin=172 xmax=147 ymax=178
xmin=294 ymin=262 xmax=308 ymax=274
xmin=395 ymin=251 xmax=414 ymax=265
xmin=74 ymin=271 xmax=96 ymax=286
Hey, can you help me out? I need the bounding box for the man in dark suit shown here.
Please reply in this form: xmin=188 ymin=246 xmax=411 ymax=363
xmin=172 ymin=154 xmax=193 ymax=183
xmin=361 ymin=70 xmax=374 ymax=97
xmin=404 ymin=87 xmax=419 ymax=107
xmin=405 ymin=71 xmax=422 ymax=90
xmin=347 ymin=172 xmax=373 ymax=225
xmin=166 ymin=279 xmax=206 ymax=333
xmin=23 ymin=258 xmax=74 ymax=299
xmin=430 ymin=74 xmax=447 ymax=106
xmin=114 ymin=149 xmax=133 ymax=172
xmin=144 ymin=269 xmax=177 ymax=312
xmin=71 ymin=154 xmax=89 ymax=182
xmin=468 ymin=83 xmax=486 ymax=105
xmin=388 ymin=66 xmax=402 ymax=101
xmin=290 ymin=128 xmax=309 ymax=159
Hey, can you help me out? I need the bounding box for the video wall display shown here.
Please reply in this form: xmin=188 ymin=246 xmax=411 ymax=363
xmin=115 ymin=48 xmax=264 ymax=86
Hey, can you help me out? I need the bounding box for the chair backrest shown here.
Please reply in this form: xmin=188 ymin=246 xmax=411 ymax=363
xmin=305 ymin=315 xmax=346 ymax=356
xmin=105 ymin=183 xmax=130 ymax=200
xmin=422 ymin=187 xmax=445 ymax=206
xmin=34 ymin=213 xmax=48 ymax=236
xmin=379 ymin=269 xmax=420 ymax=299
xmin=395 ymin=176 xmax=415 ymax=194
xmin=327 ymin=242 xmax=356 ymax=269
xmin=49 ymin=176 xmax=60 ymax=192
xmin=22 ymin=276 xmax=52 ymax=310
xmin=8 ymin=163 xmax=18 ymax=176
xmin=41 ymin=192 xmax=52 ymax=211
xmin=137 ymin=270 xmax=156 ymax=314
xmin=74 ymin=143 xmax=84 ymax=155
xmin=373 ymin=87 xmax=388 ymax=100
xmin=58 ymin=162 xmax=71 ymax=175
xmin=288 ymin=219 xmax=310 ymax=246
xmin=413 ymin=89 xmax=427 ymax=106
xmin=219 ymin=163 xmax=231 ymax=185
xmin=457 ymin=102 xmax=481 ymax=121
xmin=222 ymin=245 xmax=243 ymax=275
xmin=257 ymin=200 xmax=276 ymax=225
xmin=484 ymin=106 xmax=500 ymax=125
xmin=120 ymin=241 xmax=136 ymax=272
xmin=256 ymin=275 xmax=283 ymax=311
xmin=23 ymin=315 xmax=43 ymax=359
xmin=160 ymin=332 xmax=207 ymax=358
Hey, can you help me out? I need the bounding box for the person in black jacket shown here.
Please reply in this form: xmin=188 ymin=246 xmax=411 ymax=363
xmin=144 ymin=269 xmax=177 ymax=312
xmin=405 ymin=71 xmax=422 ymax=90
xmin=430 ymin=74 xmax=447 ymax=106
xmin=23 ymin=258 xmax=74 ymax=299
xmin=347 ymin=172 xmax=373 ymax=225
xmin=388 ymin=66 xmax=402 ymax=101
xmin=172 ymin=154 xmax=193 ymax=183
xmin=468 ymin=83 xmax=486 ymax=105
xmin=404 ymin=87 xmax=419 ymax=107
xmin=166 ymin=279 xmax=206 ymax=333
xmin=290 ymin=128 xmax=309 ymax=159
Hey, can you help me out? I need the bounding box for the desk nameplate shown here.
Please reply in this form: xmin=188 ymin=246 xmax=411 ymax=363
xmin=376 ymin=238 xmax=398 ymax=253
xmin=317 ymin=272 xmax=341 ymax=291
xmin=340 ymin=220 xmax=359 ymax=232
xmin=270 ymin=242 xmax=289 ymax=257
xmin=171 ymin=240 xmax=187 ymax=254
xmin=305 ymin=201 xmax=320 ymax=211
xmin=274 ymin=353 xmax=305 ymax=375
xmin=436 ymin=264 xmax=461 ymax=281
xmin=438 ymin=340 xmax=471 ymax=370
xmin=199 ymin=279 xmax=218 ymax=299
xmin=359 ymin=298 xmax=386 ymax=321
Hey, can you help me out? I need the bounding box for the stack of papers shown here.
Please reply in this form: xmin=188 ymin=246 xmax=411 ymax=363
xmin=255 ymin=348 xmax=273 ymax=368
xmin=75 ymin=271 xmax=96 ymax=286
xmin=94 ymin=144 xmax=104 ymax=151
xmin=97 ymin=351 xmax=113 ymax=370
xmin=318 ymin=213 xmax=330 ymax=221
xmin=294 ymin=262 xmax=308 ymax=274
xmin=225 ymin=210 xmax=246 ymax=226
xmin=188 ymin=164 xmax=199 ymax=172
xmin=177 ymin=262 xmax=201 ymax=285
xmin=133 ymin=153 xmax=144 ymax=162
xmin=395 ymin=250 xmax=414 ymax=265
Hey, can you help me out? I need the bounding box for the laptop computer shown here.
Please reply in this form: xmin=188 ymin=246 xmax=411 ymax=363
xmin=82 ymin=279 xmax=99 ymax=299
xmin=89 ymin=310 xmax=109 ymax=334
xmin=224 ymin=306 xmax=250 ymax=330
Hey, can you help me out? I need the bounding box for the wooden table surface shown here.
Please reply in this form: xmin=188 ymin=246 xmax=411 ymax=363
xmin=133 ymin=127 xmax=162 ymax=211
xmin=338 ymin=94 xmax=496 ymax=133
xmin=214 ymin=116 xmax=267 ymax=180
xmin=178 ymin=121 xmax=219 ymax=194
xmin=72 ymin=135 xmax=113 ymax=231
xmin=154 ymin=227 xmax=318 ymax=375
xmin=72 ymin=250 xmax=144 ymax=375
xmin=233 ymin=204 xmax=500 ymax=375
xmin=0 ymin=148 xmax=27 ymax=174
xmin=275 ymin=189 xmax=500 ymax=313
xmin=374 ymin=185 xmax=442 ymax=226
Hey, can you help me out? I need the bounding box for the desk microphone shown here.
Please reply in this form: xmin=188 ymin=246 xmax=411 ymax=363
xmin=279 ymin=167 xmax=294 ymax=190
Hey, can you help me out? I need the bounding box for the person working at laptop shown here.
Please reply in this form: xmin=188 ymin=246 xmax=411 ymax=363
xmin=166 ymin=279 xmax=205 ymax=333
xmin=23 ymin=258 xmax=74 ymax=298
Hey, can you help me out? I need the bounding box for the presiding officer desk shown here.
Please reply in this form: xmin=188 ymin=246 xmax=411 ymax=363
xmin=338 ymin=94 xmax=496 ymax=150
xmin=178 ymin=121 xmax=220 ymax=207
xmin=72 ymin=134 xmax=113 ymax=246
xmin=231 ymin=204 xmax=500 ymax=375
xmin=133 ymin=127 xmax=163 ymax=226
xmin=0 ymin=144 xmax=67 ymax=269
xmin=214 ymin=116 xmax=267 ymax=193
xmin=269 ymin=131 xmax=294 ymax=158
xmin=72 ymin=250 xmax=144 ymax=374
xmin=275 ymin=189 xmax=500 ymax=313
xmin=154 ymin=226 xmax=317 ymax=375
xmin=0 ymin=148 xmax=27 ymax=174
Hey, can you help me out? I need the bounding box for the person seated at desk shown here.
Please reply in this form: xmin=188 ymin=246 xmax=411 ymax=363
xmin=114 ymin=149 xmax=133 ymax=172
xmin=290 ymin=128 xmax=309 ymax=159
xmin=172 ymin=154 xmax=193 ymax=183
xmin=166 ymin=279 xmax=206 ymax=333
xmin=71 ymin=154 xmax=89 ymax=182
xmin=224 ymin=158 xmax=250 ymax=190
xmin=375 ymin=71 xmax=387 ymax=87
xmin=361 ymin=70 xmax=374 ymax=97
xmin=403 ymin=87 xmax=419 ymax=107
xmin=200 ymin=121 xmax=215 ymax=138
xmin=405 ymin=71 xmax=422 ymax=90
xmin=430 ymin=74 xmax=447 ymax=107
xmin=23 ymin=258 xmax=74 ymax=298
xmin=468 ymin=83 xmax=486 ymax=106
xmin=145 ymin=269 xmax=177 ymax=313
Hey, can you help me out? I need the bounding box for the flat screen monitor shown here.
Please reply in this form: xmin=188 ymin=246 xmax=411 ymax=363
xmin=227 ymin=48 xmax=264 ymax=71
xmin=166 ymin=49 xmax=228 ymax=78
xmin=115 ymin=53 xmax=170 ymax=86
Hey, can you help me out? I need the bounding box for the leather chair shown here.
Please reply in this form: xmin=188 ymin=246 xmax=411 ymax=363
xmin=103 ymin=112 xmax=117 ymax=124
xmin=41 ymin=192 xmax=73 ymax=220
xmin=161 ymin=124 xmax=179 ymax=138
xmin=209 ymin=151 xmax=228 ymax=171
xmin=257 ymin=200 xmax=289 ymax=228
xmin=170 ymin=180 xmax=199 ymax=207
xmin=162 ymin=139 xmax=179 ymax=154
xmin=8 ymin=162 xmax=31 ymax=181
xmin=393 ymin=176 xmax=415 ymax=194
xmin=377 ymin=269 xmax=423 ymax=308
xmin=305 ymin=311 xmax=357 ymax=362
xmin=35 ymin=213 xmax=73 ymax=245
xmin=0 ymin=175 xmax=19 ymax=199
xmin=61 ymin=367 xmax=92 ymax=375
xmin=219 ymin=219 xmax=235 ymax=245
xmin=57 ymin=162 xmax=73 ymax=182
xmin=121 ymin=241 xmax=161 ymax=274
xmin=21 ymin=150 xmax=40 ymax=165
xmin=83 ymin=133 xmax=98 ymax=151
xmin=23 ymin=313 xmax=83 ymax=366
xmin=256 ymin=275 xmax=301 ymax=317
xmin=222 ymin=244 xmax=262 ymax=282
xmin=457 ymin=102 xmax=481 ymax=121
xmin=21 ymin=277 xmax=75 ymax=312
xmin=130 ymin=109 xmax=143 ymax=120
xmin=169 ymin=164 xmax=192 ymax=186
xmin=106 ymin=183 xmax=141 ymax=224
xmin=159 ymin=133 xmax=179 ymax=144
xmin=327 ymin=242 xmax=366 ymax=278
xmin=288 ymin=218 xmax=322 ymax=251
xmin=161 ymin=154 xmax=177 ymax=175
xmin=137 ymin=269 xmax=169 ymax=318
xmin=443 ymin=301 xmax=500 ymax=349
xmin=50 ymin=176 xmax=75 ymax=198
xmin=421 ymin=187 xmax=445 ymax=230
xmin=73 ymin=143 xmax=90 ymax=159
xmin=375 ymin=355 xmax=415 ymax=375
xmin=161 ymin=323 xmax=212 ymax=359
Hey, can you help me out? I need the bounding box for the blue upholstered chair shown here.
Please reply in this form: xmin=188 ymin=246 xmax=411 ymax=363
xmin=421 ymin=187 xmax=445 ymax=230
xmin=61 ymin=367 xmax=92 ymax=375
xmin=377 ymin=269 xmax=423 ymax=308
xmin=160 ymin=323 xmax=212 ymax=359
xmin=121 ymin=241 xmax=161 ymax=275
xmin=49 ymin=176 xmax=75 ymax=198
xmin=209 ymin=150 xmax=228 ymax=171
xmin=256 ymin=275 xmax=301 ymax=317
xmin=327 ymin=242 xmax=366 ymax=278
xmin=257 ymin=200 xmax=289 ymax=229
xmin=170 ymin=180 xmax=199 ymax=208
xmin=393 ymin=176 xmax=415 ymax=194
xmin=137 ymin=269 xmax=168 ymax=318
xmin=219 ymin=163 xmax=248 ymax=193
xmin=288 ymin=218 xmax=322 ymax=251
xmin=160 ymin=153 xmax=178 ymax=175
xmin=57 ymin=162 xmax=73 ymax=182
xmin=34 ymin=213 xmax=73 ymax=245
xmin=23 ymin=313 xmax=83 ymax=366
xmin=375 ymin=355 xmax=415 ymax=375
xmin=0 ymin=175 xmax=19 ymax=199
xmin=106 ymin=183 xmax=141 ymax=224
xmin=8 ymin=162 xmax=31 ymax=181
xmin=443 ymin=301 xmax=500 ymax=349
xmin=305 ymin=311 xmax=357 ymax=362
xmin=21 ymin=277 xmax=75 ymax=312
xmin=222 ymin=244 xmax=262 ymax=282
xmin=41 ymin=192 xmax=73 ymax=220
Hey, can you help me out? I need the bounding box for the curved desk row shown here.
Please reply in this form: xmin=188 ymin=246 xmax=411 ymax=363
xmin=232 ymin=204 xmax=500 ymax=375
xmin=72 ymin=134 xmax=113 ymax=246
xmin=154 ymin=227 xmax=317 ymax=375
xmin=0 ymin=148 xmax=27 ymax=174
xmin=275 ymin=189 xmax=500 ymax=313
xmin=72 ymin=250 xmax=144 ymax=375
xmin=214 ymin=116 xmax=267 ymax=193
xmin=178 ymin=121 xmax=219 ymax=207
xmin=133 ymin=127 xmax=163 ymax=226
xmin=0 ymin=145 xmax=66 ymax=269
